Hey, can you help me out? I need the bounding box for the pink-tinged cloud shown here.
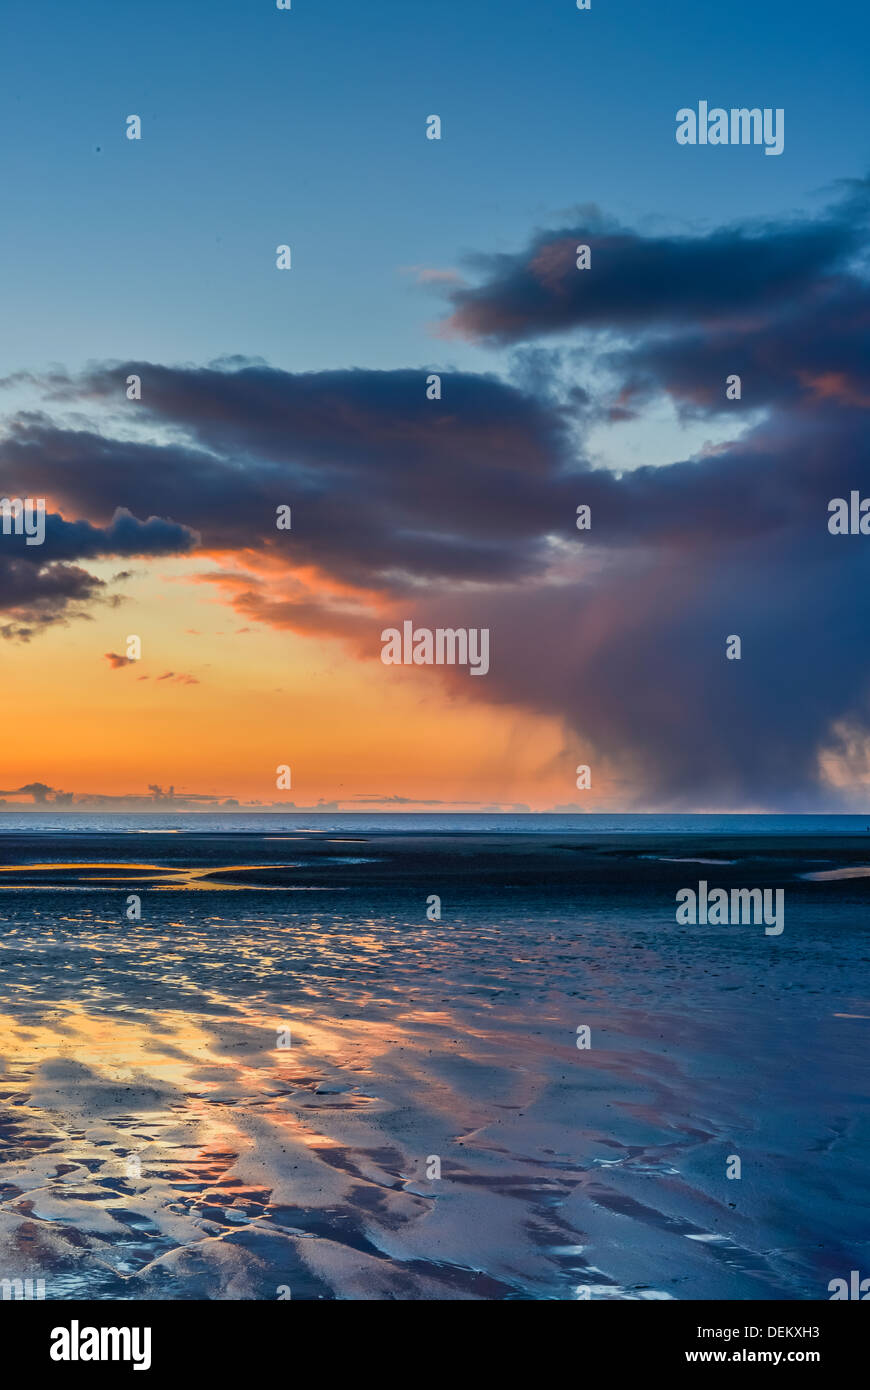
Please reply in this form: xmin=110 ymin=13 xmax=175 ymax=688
xmin=156 ymin=671 xmax=199 ymax=685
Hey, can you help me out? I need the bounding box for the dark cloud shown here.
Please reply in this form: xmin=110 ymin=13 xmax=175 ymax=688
xmin=440 ymin=183 xmax=870 ymax=343
xmin=0 ymin=782 xmax=58 ymax=803
xmin=0 ymin=371 xmax=573 ymax=589
xmin=0 ymin=557 xmax=105 ymax=636
xmin=2 ymin=181 xmax=869 ymax=807
xmin=604 ymin=277 xmax=870 ymax=422
xmin=0 ymin=506 xmax=198 ymax=633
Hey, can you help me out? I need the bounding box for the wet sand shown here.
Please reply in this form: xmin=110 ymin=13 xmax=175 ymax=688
xmin=0 ymin=829 xmax=868 ymax=1299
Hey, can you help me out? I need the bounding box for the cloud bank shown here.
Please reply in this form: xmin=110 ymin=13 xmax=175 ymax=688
xmin=2 ymin=181 xmax=869 ymax=808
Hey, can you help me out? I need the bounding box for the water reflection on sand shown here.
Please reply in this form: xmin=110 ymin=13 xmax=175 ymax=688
xmin=1 ymin=840 xmax=867 ymax=1300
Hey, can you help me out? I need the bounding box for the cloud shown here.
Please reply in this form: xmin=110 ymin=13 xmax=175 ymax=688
xmin=3 ymin=179 xmax=870 ymax=807
xmin=349 ymin=795 xmax=481 ymax=805
xmin=401 ymin=264 xmax=466 ymax=287
xmin=0 ymin=506 xmax=199 ymax=634
xmin=438 ymin=183 xmax=869 ymax=343
xmin=0 ymin=781 xmax=341 ymax=812
xmin=155 ymin=671 xmax=199 ymax=684
xmin=106 ymin=655 xmax=199 ymax=684
xmin=0 ymin=782 xmax=59 ymax=803
xmin=0 ymin=558 xmax=105 ymax=638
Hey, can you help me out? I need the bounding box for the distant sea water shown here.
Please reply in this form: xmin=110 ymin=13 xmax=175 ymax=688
xmin=2 ymin=810 xmax=870 ymax=835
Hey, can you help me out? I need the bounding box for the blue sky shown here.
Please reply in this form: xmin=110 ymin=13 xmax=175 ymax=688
xmin=2 ymin=0 xmax=867 ymax=382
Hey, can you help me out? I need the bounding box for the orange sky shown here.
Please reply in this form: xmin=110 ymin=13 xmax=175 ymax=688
xmin=3 ymin=556 xmax=597 ymax=810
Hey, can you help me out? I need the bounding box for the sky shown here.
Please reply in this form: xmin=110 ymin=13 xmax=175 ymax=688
xmin=1 ymin=0 xmax=869 ymax=812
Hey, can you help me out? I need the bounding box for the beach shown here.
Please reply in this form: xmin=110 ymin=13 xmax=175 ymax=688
xmin=0 ymin=816 xmax=868 ymax=1300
